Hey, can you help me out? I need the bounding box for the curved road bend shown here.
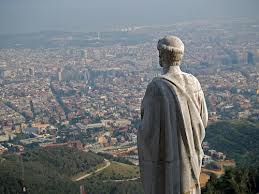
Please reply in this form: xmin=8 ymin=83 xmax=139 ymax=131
xmin=75 ymin=159 xmax=111 ymax=181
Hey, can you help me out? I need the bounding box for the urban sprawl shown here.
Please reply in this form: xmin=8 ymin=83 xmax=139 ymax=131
xmin=0 ymin=19 xmax=258 ymax=180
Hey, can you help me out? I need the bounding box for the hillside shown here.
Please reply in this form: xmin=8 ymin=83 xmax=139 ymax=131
xmin=0 ymin=146 xmax=144 ymax=194
xmin=205 ymin=119 xmax=259 ymax=166
xmin=20 ymin=147 xmax=104 ymax=177
xmin=78 ymin=158 xmax=143 ymax=194
xmin=0 ymin=146 xmax=104 ymax=194
xmin=0 ymin=156 xmax=78 ymax=194
xmin=202 ymin=166 xmax=259 ymax=194
xmin=83 ymin=180 xmax=144 ymax=194
xmin=91 ymin=161 xmax=140 ymax=180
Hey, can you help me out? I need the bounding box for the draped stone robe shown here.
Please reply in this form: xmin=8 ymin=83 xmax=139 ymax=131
xmin=137 ymin=73 xmax=208 ymax=194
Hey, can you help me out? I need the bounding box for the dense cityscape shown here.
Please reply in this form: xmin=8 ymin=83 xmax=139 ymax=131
xmin=0 ymin=18 xmax=259 ymax=193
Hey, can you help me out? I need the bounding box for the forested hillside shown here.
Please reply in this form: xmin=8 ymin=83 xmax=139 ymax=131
xmin=0 ymin=146 xmax=143 ymax=194
xmin=0 ymin=147 xmax=104 ymax=194
xmin=20 ymin=147 xmax=104 ymax=176
xmin=202 ymin=166 xmax=259 ymax=194
xmin=203 ymin=119 xmax=259 ymax=193
xmin=205 ymin=120 xmax=259 ymax=166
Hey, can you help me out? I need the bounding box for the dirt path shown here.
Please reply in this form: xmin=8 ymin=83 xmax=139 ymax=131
xmin=103 ymin=177 xmax=140 ymax=182
xmin=74 ymin=159 xmax=111 ymax=182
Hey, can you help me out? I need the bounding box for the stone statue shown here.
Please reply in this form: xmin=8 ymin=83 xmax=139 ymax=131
xmin=137 ymin=36 xmax=208 ymax=194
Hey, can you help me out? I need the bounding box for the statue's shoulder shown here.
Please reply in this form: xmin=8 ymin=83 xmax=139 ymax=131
xmin=147 ymin=77 xmax=164 ymax=86
xmin=145 ymin=77 xmax=165 ymax=97
xmin=181 ymin=72 xmax=202 ymax=91
xmin=150 ymin=76 xmax=171 ymax=88
xmin=151 ymin=76 xmax=164 ymax=84
xmin=181 ymin=72 xmax=199 ymax=81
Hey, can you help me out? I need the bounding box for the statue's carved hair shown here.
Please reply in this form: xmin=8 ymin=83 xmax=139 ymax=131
xmin=157 ymin=36 xmax=184 ymax=66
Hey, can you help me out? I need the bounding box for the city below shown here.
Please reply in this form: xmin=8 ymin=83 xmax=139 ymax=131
xmin=0 ymin=18 xmax=258 ymax=193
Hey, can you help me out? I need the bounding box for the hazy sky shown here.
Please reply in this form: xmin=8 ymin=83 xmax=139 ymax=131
xmin=0 ymin=0 xmax=259 ymax=34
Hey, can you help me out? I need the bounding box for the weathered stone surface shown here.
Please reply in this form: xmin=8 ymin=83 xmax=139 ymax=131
xmin=137 ymin=36 xmax=208 ymax=194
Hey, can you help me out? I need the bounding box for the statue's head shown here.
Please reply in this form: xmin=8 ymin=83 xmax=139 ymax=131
xmin=157 ymin=36 xmax=184 ymax=67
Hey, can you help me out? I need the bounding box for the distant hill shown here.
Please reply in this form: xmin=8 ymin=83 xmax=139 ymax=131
xmin=205 ymin=119 xmax=259 ymax=166
xmin=0 ymin=31 xmax=152 ymax=49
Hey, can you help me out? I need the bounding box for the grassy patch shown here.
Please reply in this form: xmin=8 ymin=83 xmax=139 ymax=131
xmin=92 ymin=161 xmax=140 ymax=180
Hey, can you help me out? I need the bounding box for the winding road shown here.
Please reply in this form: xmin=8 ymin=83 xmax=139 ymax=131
xmin=73 ymin=159 xmax=140 ymax=182
xmin=74 ymin=159 xmax=111 ymax=181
